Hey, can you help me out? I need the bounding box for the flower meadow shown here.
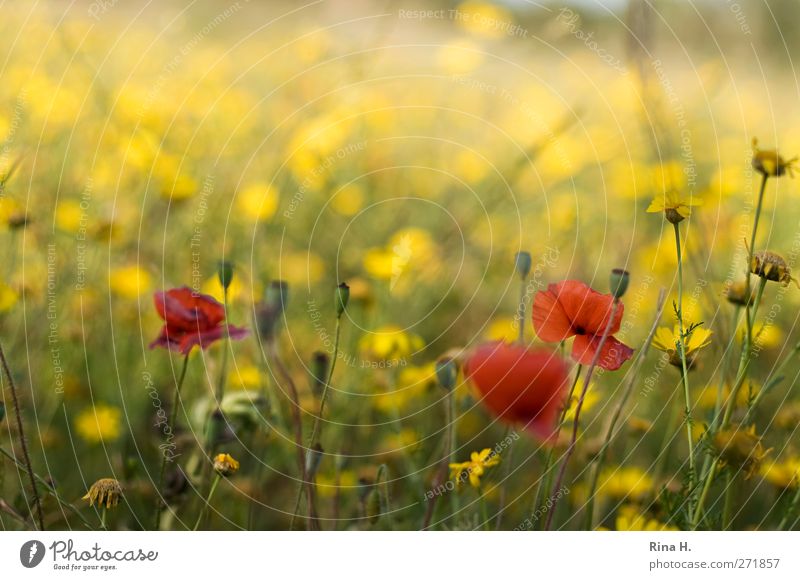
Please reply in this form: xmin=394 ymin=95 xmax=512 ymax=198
xmin=2 ymin=1 xmax=800 ymax=533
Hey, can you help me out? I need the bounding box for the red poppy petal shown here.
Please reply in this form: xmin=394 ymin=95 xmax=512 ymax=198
xmin=532 ymin=285 xmax=575 ymax=342
xmin=155 ymin=287 xmax=226 ymax=332
xmin=465 ymin=342 xmax=569 ymax=442
xmin=555 ymin=280 xmax=622 ymax=335
xmin=177 ymin=324 xmax=250 ymax=354
xmin=571 ymin=334 xmax=634 ymax=370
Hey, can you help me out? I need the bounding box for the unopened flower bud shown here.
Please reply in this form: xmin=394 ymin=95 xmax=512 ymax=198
xmin=255 ymin=281 xmax=289 ymax=341
xmin=609 ymin=268 xmax=630 ymax=299
xmin=266 ymin=280 xmax=289 ymax=314
xmin=336 ymin=282 xmax=350 ymax=317
xmin=514 ymin=251 xmax=532 ymax=279
xmin=366 ymin=488 xmax=381 ymax=525
xmin=435 ymin=357 xmax=458 ymax=391
xmin=217 ymin=260 xmax=235 ymax=291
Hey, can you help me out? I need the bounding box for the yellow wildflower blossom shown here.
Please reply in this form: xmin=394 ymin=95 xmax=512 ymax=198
xmin=75 ymin=404 xmax=122 ymax=444
xmin=449 ymin=448 xmax=501 ymax=488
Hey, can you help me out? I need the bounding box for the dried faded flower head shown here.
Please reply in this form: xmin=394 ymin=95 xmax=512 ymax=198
xmin=752 ymin=138 xmax=796 ymax=178
xmin=724 ymin=280 xmax=754 ymax=306
xmin=83 ymin=478 xmax=123 ymax=509
xmin=213 ymin=453 xmax=240 ymax=477
xmin=714 ymin=425 xmax=771 ymax=478
xmin=750 ymin=251 xmax=799 ymax=287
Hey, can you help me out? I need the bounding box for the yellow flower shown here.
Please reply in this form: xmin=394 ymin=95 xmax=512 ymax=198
xmin=456 ymin=1 xmax=515 ymax=39
xmin=646 ymin=190 xmax=702 ymax=223
xmin=752 ymin=138 xmax=796 ymax=177
xmin=750 ymin=251 xmax=799 ymax=287
xmin=330 ymin=184 xmax=364 ymax=216
xmin=236 ymin=182 xmax=279 ymax=222
xmin=359 ymin=325 xmax=424 ymax=361
xmin=201 ymin=273 xmax=249 ymax=303
xmin=596 ymin=467 xmax=653 ymax=501
xmin=652 ymin=324 xmax=712 ymax=367
xmin=109 ymin=265 xmax=152 ymax=299
xmin=485 ymin=316 xmax=518 ymax=342
xmin=55 ymin=200 xmax=84 ymax=233
xmin=228 ymin=364 xmax=262 ymax=391
xmin=714 ymin=425 xmax=771 ymax=478
xmin=363 ymin=247 xmax=395 ymax=280
xmin=0 ymin=282 xmax=18 ymax=312
xmin=315 ymin=470 xmax=357 ymax=499
xmin=449 ymin=448 xmax=501 ymax=488
xmin=604 ymin=505 xmax=679 ymax=531
xmin=761 ymin=458 xmax=800 ymax=489
xmin=83 ymin=478 xmax=123 ymax=509
xmin=75 ymin=404 xmax=122 ymax=444
xmin=213 ymin=453 xmax=240 ymax=476
xmin=563 ymin=386 xmax=600 ymax=422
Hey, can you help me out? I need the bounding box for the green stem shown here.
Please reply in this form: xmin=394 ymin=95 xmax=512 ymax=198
xmin=517 ymin=274 xmax=527 ymax=344
xmin=0 ymin=340 xmax=44 ymax=530
xmin=722 ymin=471 xmax=734 ymax=529
xmin=100 ymin=507 xmax=108 ymax=531
xmin=215 ymin=287 xmax=231 ymax=403
xmin=0 ymin=446 xmax=92 ymax=528
xmin=545 ymin=302 xmax=619 ymax=531
xmin=692 ymin=175 xmax=769 ymax=528
xmin=531 ymin=365 xmax=582 ymax=528
xmin=193 ymin=474 xmax=221 ymax=531
xmin=154 ymin=353 xmax=190 ymax=530
xmin=478 ymin=487 xmax=490 ymax=531
xmin=779 ymin=483 xmax=800 ymax=530
xmin=291 ymin=314 xmax=343 ymax=529
xmin=673 ymin=221 xmax=695 ymax=513
xmin=448 ymin=387 xmax=460 ymax=517
xmin=584 ymin=288 xmax=666 ymax=529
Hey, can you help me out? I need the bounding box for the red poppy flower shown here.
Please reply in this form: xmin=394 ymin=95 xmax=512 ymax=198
xmin=532 ymin=280 xmax=633 ymax=371
xmin=465 ymin=342 xmax=570 ymax=442
xmin=149 ymin=287 xmax=249 ymax=354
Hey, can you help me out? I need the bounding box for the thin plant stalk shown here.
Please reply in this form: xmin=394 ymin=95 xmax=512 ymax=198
xmin=0 ymin=340 xmax=44 ymax=530
xmin=692 ymin=173 xmax=769 ymax=527
xmin=494 ymin=426 xmax=513 ymax=530
xmin=154 ymin=353 xmax=190 ymax=530
xmin=584 ymin=288 xmax=666 ymax=529
xmin=779 ymin=483 xmax=800 ymax=530
xmin=673 ymin=221 xmax=695 ymax=508
xmin=531 ymin=364 xmax=582 ymax=529
xmin=215 ymin=286 xmax=231 ymax=403
xmin=544 ymin=301 xmax=619 ymax=531
xmin=264 ymin=341 xmax=309 ymax=531
xmin=0 ymin=446 xmax=92 ymax=528
xmin=291 ymin=312 xmax=343 ymax=529
xmin=193 ymin=474 xmax=221 ymax=531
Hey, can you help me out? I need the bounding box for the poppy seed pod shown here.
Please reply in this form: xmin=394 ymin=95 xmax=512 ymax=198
xmin=255 ymin=281 xmax=289 ymax=341
xmin=514 ymin=251 xmax=532 ymax=279
xmin=435 ymin=357 xmax=458 ymax=391
xmin=336 ymin=282 xmax=350 ymax=317
xmin=609 ymin=268 xmax=630 ymax=299
xmin=217 ymin=260 xmax=234 ymax=291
